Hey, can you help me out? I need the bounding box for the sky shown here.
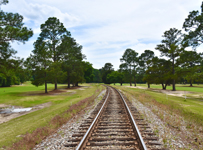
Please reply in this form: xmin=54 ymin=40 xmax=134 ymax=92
xmin=2 ymin=0 xmax=203 ymax=69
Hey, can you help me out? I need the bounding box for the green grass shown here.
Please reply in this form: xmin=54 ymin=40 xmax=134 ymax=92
xmin=0 ymin=82 xmax=72 ymax=107
xmin=113 ymin=85 xmax=203 ymax=126
xmin=0 ymin=82 xmax=104 ymax=147
xmin=111 ymin=83 xmax=203 ymax=93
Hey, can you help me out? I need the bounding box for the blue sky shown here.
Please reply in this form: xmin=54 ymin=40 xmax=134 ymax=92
xmin=2 ymin=0 xmax=202 ymax=69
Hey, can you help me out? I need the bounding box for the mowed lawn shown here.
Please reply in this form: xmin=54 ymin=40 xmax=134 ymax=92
xmin=113 ymin=85 xmax=203 ymax=126
xmin=0 ymin=82 xmax=104 ymax=147
xmin=113 ymin=83 xmax=203 ymax=93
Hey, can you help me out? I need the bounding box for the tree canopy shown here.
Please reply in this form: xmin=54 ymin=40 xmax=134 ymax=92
xmin=183 ymin=2 xmax=203 ymax=48
xmin=0 ymin=0 xmax=33 ymax=87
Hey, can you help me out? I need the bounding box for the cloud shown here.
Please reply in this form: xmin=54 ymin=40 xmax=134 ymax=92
xmin=2 ymin=0 xmax=203 ymax=70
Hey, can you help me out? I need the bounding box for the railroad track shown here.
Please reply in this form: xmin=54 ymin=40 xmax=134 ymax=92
xmin=64 ymin=86 xmax=164 ymax=150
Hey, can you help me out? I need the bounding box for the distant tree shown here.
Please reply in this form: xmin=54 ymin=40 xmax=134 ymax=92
xmin=139 ymin=50 xmax=155 ymax=88
xmin=120 ymin=48 xmax=139 ymax=86
xmin=107 ymin=70 xmax=124 ymax=85
xmin=155 ymin=28 xmax=183 ymax=91
xmin=182 ymin=2 xmax=203 ymax=49
xmin=117 ymin=70 xmax=124 ymax=86
xmin=38 ymin=17 xmax=70 ymax=90
xmin=93 ymin=69 xmax=102 ymax=83
xmin=177 ymin=51 xmax=201 ymax=86
xmin=84 ymin=62 xmax=94 ymax=83
xmin=101 ymin=63 xmax=114 ymax=84
xmin=144 ymin=57 xmax=172 ymax=90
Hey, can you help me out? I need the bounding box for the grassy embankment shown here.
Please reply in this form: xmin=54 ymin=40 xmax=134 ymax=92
xmin=0 ymin=82 xmax=104 ymax=149
xmin=113 ymin=83 xmax=203 ymax=125
xmin=112 ymin=84 xmax=203 ymax=148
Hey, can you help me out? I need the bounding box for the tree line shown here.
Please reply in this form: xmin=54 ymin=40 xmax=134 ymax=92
xmin=0 ymin=1 xmax=95 ymax=93
xmin=100 ymin=2 xmax=203 ymax=91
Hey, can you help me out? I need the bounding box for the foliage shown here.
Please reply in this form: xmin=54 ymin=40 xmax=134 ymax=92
xmin=155 ymin=28 xmax=183 ymax=91
xmin=0 ymin=1 xmax=33 ymax=87
xmin=177 ymin=50 xmax=201 ymax=86
xmin=60 ymin=36 xmax=85 ymax=87
xmin=106 ymin=71 xmax=124 ymax=85
xmin=84 ymin=62 xmax=94 ymax=83
xmin=38 ymin=17 xmax=71 ymax=90
xmin=183 ymin=2 xmax=203 ymax=48
xmin=101 ymin=63 xmax=114 ymax=84
xmin=93 ymin=69 xmax=102 ymax=83
xmin=144 ymin=57 xmax=172 ymax=90
xmin=120 ymin=48 xmax=139 ymax=86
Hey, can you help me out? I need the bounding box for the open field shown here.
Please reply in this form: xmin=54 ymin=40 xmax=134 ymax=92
xmin=112 ymin=83 xmax=203 ymax=95
xmin=0 ymin=82 xmax=104 ymax=148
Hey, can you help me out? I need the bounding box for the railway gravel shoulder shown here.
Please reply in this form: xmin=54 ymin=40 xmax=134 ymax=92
xmin=33 ymin=90 xmax=106 ymax=150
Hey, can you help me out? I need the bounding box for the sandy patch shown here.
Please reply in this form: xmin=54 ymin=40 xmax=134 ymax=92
xmin=0 ymin=104 xmax=9 ymax=108
xmin=0 ymin=102 xmax=52 ymax=124
xmin=126 ymin=86 xmax=147 ymax=89
xmin=152 ymin=89 xmax=191 ymax=97
xmin=127 ymin=86 xmax=192 ymax=97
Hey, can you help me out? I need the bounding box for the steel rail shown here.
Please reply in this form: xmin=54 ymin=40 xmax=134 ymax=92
xmin=76 ymin=87 xmax=110 ymax=150
xmin=114 ymin=87 xmax=147 ymax=150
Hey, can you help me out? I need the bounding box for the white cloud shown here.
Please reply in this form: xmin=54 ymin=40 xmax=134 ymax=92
xmin=2 ymin=0 xmax=203 ymax=69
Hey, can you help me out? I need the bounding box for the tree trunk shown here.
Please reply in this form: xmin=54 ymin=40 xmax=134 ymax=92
xmin=172 ymin=79 xmax=176 ymax=91
xmin=45 ymin=80 xmax=47 ymax=93
xmin=134 ymin=75 xmax=136 ymax=86
xmin=67 ymin=72 xmax=70 ymax=88
xmin=130 ymin=80 xmax=132 ymax=86
xmin=54 ymin=78 xmax=57 ymax=90
xmin=172 ymin=57 xmax=176 ymax=91
xmin=164 ymin=83 xmax=167 ymax=90
xmin=162 ymin=83 xmax=166 ymax=90
xmin=190 ymin=80 xmax=193 ymax=87
xmin=121 ymin=82 xmax=122 ymax=86
xmin=45 ymin=72 xmax=48 ymax=93
xmin=114 ymin=82 xmax=115 ymax=85
xmin=148 ymin=83 xmax=150 ymax=88
xmin=76 ymin=82 xmax=79 ymax=86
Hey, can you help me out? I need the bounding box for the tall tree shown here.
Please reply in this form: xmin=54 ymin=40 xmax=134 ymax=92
xmin=38 ymin=17 xmax=70 ymax=90
xmin=183 ymin=2 xmax=203 ymax=49
xmin=139 ymin=50 xmax=155 ymax=88
xmin=0 ymin=0 xmax=33 ymax=87
xmin=60 ymin=36 xmax=84 ymax=88
xmin=120 ymin=48 xmax=139 ymax=86
xmin=155 ymin=28 xmax=183 ymax=91
xmin=27 ymin=40 xmax=51 ymax=93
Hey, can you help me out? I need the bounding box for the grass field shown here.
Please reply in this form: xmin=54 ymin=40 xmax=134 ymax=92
xmin=0 ymin=82 xmax=104 ymax=148
xmin=113 ymin=85 xmax=203 ymax=126
xmin=112 ymin=83 xmax=203 ymax=93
